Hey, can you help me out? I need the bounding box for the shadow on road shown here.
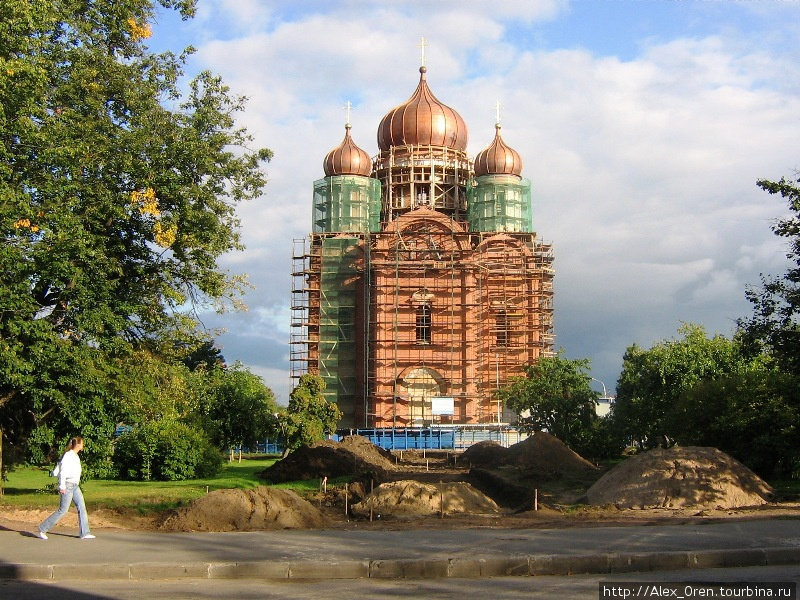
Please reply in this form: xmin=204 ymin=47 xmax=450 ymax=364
xmin=0 ymin=559 xmax=116 ymax=599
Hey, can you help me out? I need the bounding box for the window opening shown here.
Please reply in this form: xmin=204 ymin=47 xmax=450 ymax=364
xmin=416 ymin=304 xmax=431 ymax=344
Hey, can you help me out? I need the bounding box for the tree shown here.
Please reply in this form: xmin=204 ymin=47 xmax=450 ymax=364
xmin=182 ymin=341 xmax=226 ymax=372
xmin=203 ymin=365 xmax=278 ymax=457
xmin=671 ymin=365 xmax=800 ymax=478
xmin=733 ymin=174 xmax=800 ymax=477
xmin=740 ymin=175 xmax=800 ymax=372
xmin=612 ymin=323 xmax=747 ymax=448
xmin=499 ymin=353 xmax=598 ymax=451
xmin=280 ymin=374 xmax=342 ymax=453
xmin=0 ymin=0 xmax=271 ymax=478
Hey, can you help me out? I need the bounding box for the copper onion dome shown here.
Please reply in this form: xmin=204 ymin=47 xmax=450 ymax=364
xmin=377 ymin=66 xmax=468 ymax=152
xmin=323 ymin=124 xmax=372 ymax=177
xmin=474 ymin=123 xmax=523 ymax=177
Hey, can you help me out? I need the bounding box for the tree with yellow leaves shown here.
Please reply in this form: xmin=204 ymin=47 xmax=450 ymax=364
xmin=0 ymin=0 xmax=272 ymax=478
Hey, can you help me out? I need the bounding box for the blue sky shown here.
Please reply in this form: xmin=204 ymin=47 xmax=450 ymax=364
xmin=146 ymin=0 xmax=800 ymax=404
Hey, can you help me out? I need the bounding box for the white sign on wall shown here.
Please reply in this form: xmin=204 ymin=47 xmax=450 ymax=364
xmin=431 ymin=397 xmax=455 ymax=416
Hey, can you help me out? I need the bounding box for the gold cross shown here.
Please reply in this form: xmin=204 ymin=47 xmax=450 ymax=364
xmin=344 ymin=100 xmax=352 ymax=127
xmin=418 ymin=36 xmax=427 ymax=67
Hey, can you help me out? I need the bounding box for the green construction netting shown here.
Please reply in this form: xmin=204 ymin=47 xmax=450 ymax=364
xmin=467 ymin=175 xmax=532 ymax=232
xmin=313 ymin=175 xmax=381 ymax=233
xmin=319 ymin=237 xmax=361 ymax=420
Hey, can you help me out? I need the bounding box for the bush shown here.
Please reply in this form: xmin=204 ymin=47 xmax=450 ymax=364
xmin=113 ymin=421 xmax=222 ymax=481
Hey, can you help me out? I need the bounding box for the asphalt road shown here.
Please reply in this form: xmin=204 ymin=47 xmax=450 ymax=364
xmin=1 ymin=565 xmax=797 ymax=600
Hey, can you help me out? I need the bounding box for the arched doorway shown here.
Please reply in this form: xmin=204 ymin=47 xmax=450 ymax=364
xmin=400 ymin=367 xmax=444 ymax=426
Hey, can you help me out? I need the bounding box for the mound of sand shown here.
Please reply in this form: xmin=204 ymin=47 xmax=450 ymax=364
xmin=260 ymin=435 xmax=395 ymax=484
xmin=351 ymin=480 xmax=500 ymax=517
xmin=159 ymin=487 xmax=325 ymax=531
xmin=505 ymin=432 xmax=597 ymax=477
xmin=458 ymin=440 xmax=505 ymax=468
xmin=458 ymin=432 xmax=597 ymax=478
xmin=586 ymin=446 xmax=773 ymax=509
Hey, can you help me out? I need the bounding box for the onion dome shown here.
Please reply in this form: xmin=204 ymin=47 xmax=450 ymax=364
xmin=377 ymin=66 xmax=468 ymax=152
xmin=323 ymin=124 xmax=372 ymax=177
xmin=474 ymin=123 xmax=523 ymax=177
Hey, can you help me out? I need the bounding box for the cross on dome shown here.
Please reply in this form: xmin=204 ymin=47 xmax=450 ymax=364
xmin=344 ymin=100 xmax=352 ymax=128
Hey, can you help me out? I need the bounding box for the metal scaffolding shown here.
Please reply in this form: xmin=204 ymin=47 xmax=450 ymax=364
xmin=291 ymin=225 xmax=554 ymax=429
xmin=291 ymin=132 xmax=553 ymax=429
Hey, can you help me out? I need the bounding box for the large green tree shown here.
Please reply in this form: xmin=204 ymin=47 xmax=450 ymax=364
xmin=671 ymin=365 xmax=799 ymax=477
xmin=0 ymin=0 xmax=271 ymax=476
xmin=740 ymin=175 xmax=800 ymax=372
xmin=612 ymin=323 xmax=747 ymax=448
xmin=732 ymin=174 xmax=800 ymax=476
xmin=499 ymin=353 xmax=598 ymax=451
xmin=280 ymin=374 xmax=342 ymax=454
xmin=202 ymin=364 xmax=278 ymax=456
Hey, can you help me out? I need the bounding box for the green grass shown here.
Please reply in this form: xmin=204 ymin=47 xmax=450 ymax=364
xmin=270 ymin=475 xmax=351 ymax=493
xmin=770 ymin=479 xmax=800 ymax=501
xmin=0 ymin=458 xmax=284 ymax=514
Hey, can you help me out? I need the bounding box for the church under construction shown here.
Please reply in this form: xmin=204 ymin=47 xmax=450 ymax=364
xmin=290 ymin=61 xmax=554 ymax=430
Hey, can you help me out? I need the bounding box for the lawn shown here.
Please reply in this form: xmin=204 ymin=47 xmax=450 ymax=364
xmin=0 ymin=457 xmax=292 ymax=514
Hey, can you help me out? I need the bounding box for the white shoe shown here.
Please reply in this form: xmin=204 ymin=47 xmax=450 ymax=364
xmin=80 ymin=534 xmax=96 ymax=539
xmin=37 ymin=530 xmax=48 ymax=540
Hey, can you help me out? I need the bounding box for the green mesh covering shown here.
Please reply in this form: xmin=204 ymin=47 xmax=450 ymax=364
xmin=467 ymin=175 xmax=532 ymax=232
xmin=313 ymin=175 xmax=381 ymax=233
xmin=319 ymin=237 xmax=361 ymax=420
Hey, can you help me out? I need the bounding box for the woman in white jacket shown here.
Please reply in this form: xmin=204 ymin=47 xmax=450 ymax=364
xmin=37 ymin=436 xmax=95 ymax=540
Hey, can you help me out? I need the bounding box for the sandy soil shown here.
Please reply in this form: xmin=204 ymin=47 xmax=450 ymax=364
xmin=3 ymin=438 xmax=797 ymax=533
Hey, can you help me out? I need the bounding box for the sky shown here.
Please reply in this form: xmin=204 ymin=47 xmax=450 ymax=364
xmin=147 ymin=0 xmax=800 ymax=405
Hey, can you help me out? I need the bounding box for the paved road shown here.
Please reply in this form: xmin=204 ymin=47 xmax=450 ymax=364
xmin=2 ymin=519 xmax=800 ymax=582
xmin=1 ymin=565 xmax=798 ymax=600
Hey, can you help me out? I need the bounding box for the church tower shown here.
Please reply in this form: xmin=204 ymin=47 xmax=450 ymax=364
xmin=291 ymin=60 xmax=554 ymax=429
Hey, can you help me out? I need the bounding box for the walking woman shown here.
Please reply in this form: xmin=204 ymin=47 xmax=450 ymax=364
xmin=37 ymin=436 xmax=95 ymax=540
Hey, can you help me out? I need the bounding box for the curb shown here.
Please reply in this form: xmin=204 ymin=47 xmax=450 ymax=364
xmin=3 ymin=546 xmax=799 ymax=581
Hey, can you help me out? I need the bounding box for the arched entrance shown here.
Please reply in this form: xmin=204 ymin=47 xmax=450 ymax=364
xmin=399 ymin=367 xmax=444 ymax=426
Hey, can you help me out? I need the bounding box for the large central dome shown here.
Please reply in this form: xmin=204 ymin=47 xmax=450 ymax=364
xmin=377 ymin=66 xmax=468 ymax=152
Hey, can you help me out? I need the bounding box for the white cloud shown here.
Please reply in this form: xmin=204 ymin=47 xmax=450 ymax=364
xmin=160 ymin=2 xmax=800 ymax=397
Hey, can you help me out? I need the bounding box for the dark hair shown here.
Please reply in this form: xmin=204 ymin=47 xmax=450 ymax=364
xmin=66 ymin=436 xmax=84 ymax=451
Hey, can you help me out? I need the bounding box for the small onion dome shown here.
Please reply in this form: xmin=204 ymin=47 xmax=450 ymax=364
xmin=323 ymin=124 xmax=372 ymax=177
xmin=474 ymin=123 xmax=523 ymax=177
xmin=377 ymin=66 xmax=468 ymax=152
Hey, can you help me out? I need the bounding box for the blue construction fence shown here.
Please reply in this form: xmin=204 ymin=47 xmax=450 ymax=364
xmin=240 ymin=427 xmax=528 ymax=454
xmin=336 ymin=427 xmax=528 ymax=450
xmin=129 ymin=425 xmax=527 ymax=456
xmin=236 ymin=441 xmax=284 ymax=455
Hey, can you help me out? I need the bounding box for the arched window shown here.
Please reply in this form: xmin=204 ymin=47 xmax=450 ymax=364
xmin=495 ymin=309 xmax=509 ymax=347
xmin=416 ymin=304 xmax=431 ymax=344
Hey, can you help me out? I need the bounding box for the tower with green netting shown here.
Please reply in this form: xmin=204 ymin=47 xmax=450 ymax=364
xmin=290 ymin=65 xmax=554 ymax=430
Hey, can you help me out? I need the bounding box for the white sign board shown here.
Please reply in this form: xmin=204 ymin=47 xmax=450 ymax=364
xmin=431 ymin=397 xmax=455 ymax=416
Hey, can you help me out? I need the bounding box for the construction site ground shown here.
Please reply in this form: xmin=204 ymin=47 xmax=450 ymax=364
xmin=3 ymin=444 xmax=800 ymax=534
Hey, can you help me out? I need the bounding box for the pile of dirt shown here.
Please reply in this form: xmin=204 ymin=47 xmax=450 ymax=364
xmin=505 ymin=432 xmax=598 ymax=477
xmin=458 ymin=440 xmax=506 ymax=468
xmin=351 ymin=480 xmax=500 ymax=517
xmin=586 ymin=446 xmax=773 ymax=509
xmin=260 ymin=435 xmax=396 ymax=484
xmin=458 ymin=432 xmax=597 ymax=478
xmin=158 ymin=487 xmax=325 ymax=532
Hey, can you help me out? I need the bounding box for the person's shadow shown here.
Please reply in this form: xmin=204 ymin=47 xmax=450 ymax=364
xmin=0 ymin=556 xmax=115 ymax=599
xmin=1 ymin=524 xmax=76 ymax=538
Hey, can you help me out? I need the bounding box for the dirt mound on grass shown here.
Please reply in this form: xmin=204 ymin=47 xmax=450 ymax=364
xmin=158 ymin=487 xmax=324 ymax=531
xmin=505 ymin=432 xmax=598 ymax=477
xmin=458 ymin=440 xmax=506 ymax=468
xmin=260 ymin=435 xmax=395 ymax=484
xmin=351 ymin=480 xmax=500 ymax=517
xmin=586 ymin=446 xmax=773 ymax=509
xmin=458 ymin=432 xmax=597 ymax=478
